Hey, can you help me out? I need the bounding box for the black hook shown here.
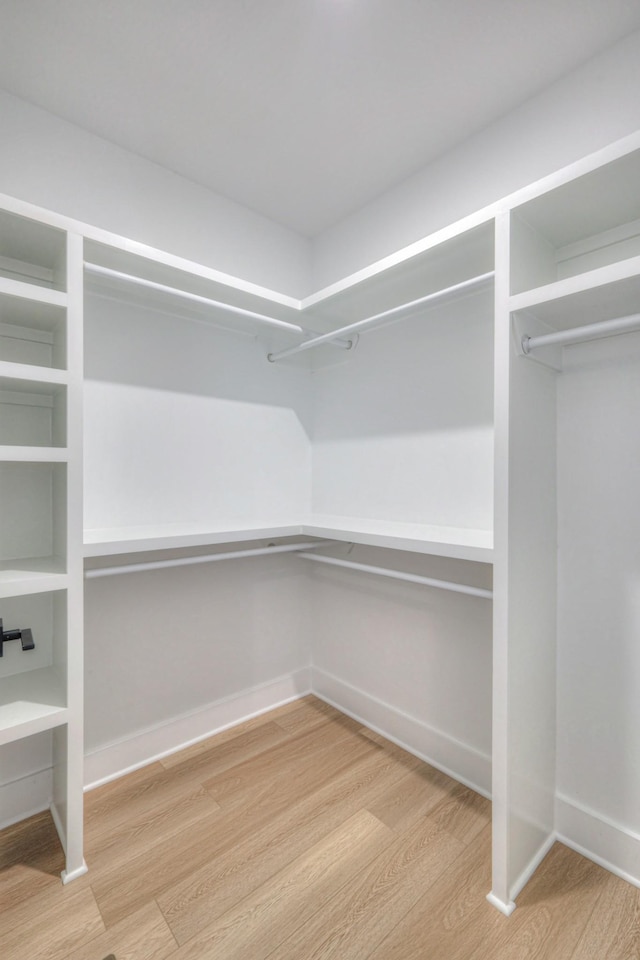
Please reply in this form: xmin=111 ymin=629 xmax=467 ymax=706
xmin=0 ymin=619 xmax=35 ymax=657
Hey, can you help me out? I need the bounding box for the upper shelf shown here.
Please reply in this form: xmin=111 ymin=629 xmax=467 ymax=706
xmin=0 ymin=209 xmax=67 ymax=293
xmin=84 ymin=517 xmax=493 ymax=564
xmin=510 ymin=257 xmax=640 ymax=329
xmin=84 ymin=238 xmax=307 ymax=349
xmin=510 ymin=145 xmax=640 ymax=296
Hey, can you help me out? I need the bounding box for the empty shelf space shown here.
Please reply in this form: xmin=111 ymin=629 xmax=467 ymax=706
xmin=0 ymin=286 xmax=67 ymax=369
xmin=510 ymin=147 xmax=640 ymax=294
xmin=0 ymin=376 xmax=67 ymax=447
xmin=0 ymin=462 xmax=67 ymax=578
xmin=0 ymin=209 xmax=67 ymax=293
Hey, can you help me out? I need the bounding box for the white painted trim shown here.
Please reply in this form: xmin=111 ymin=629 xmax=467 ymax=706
xmin=486 ymin=892 xmax=516 ymax=916
xmin=61 ymin=861 xmax=89 ymax=884
xmin=556 ymin=793 xmax=640 ymax=889
xmin=311 ymin=667 xmax=491 ymax=798
xmin=83 ymin=669 xmax=311 ymax=789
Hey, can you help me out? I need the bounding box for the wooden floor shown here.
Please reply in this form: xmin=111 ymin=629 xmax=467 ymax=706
xmin=1 ymin=697 xmax=638 ymax=959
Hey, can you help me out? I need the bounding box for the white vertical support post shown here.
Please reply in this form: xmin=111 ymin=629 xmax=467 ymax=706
xmin=489 ymin=210 xmax=515 ymax=915
xmin=490 ymin=209 xmax=559 ymax=914
xmin=56 ymin=231 xmax=86 ymax=882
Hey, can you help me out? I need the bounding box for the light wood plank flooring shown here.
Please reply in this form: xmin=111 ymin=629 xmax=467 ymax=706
xmin=1 ymin=696 xmax=638 ymax=959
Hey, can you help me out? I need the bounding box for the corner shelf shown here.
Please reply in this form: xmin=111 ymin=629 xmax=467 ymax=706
xmin=84 ymin=517 xmax=493 ymax=565
xmin=302 ymin=515 xmax=493 ymax=563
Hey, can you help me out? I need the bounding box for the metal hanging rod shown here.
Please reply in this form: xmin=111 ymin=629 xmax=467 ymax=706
xmin=267 ymin=270 xmax=495 ymax=362
xmin=522 ymin=311 xmax=640 ymax=354
xmin=84 ymin=262 xmax=352 ymax=348
xmin=297 ymin=552 xmax=493 ymax=599
xmin=85 ymin=540 xmax=333 ymax=579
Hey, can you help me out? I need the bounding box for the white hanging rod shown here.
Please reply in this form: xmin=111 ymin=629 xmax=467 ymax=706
xmin=83 ymin=262 xmax=352 ymax=348
xmin=267 ymin=270 xmax=495 ymax=362
xmin=522 ymin=311 xmax=640 ymax=354
xmin=85 ymin=540 xmax=333 ymax=579
xmin=297 ymin=552 xmax=493 ymax=599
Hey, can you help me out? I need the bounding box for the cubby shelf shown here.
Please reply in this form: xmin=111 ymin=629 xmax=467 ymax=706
xmin=0 ymin=275 xmax=67 ymax=307
xmin=0 ymin=666 xmax=68 ymax=746
xmin=0 ymin=563 xmax=68 ymax=600
xmin=510 ymin=255 xmax=640 ymax=327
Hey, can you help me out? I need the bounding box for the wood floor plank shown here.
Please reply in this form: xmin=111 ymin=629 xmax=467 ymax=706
xmin=427 ymin=780 xmax=492 ymax=846
xmin=367 ymin=823 xmax=502 ymax=960
xmin=367 ymin=761 xmax=461 ymax=831
xmin=0 ymin=884 xmax=104 ymax=960
xmin=65 ymin=901 xmax=177 ymax=960
xmin=569 ymin=868 xmax=640 ymax=959
xmin=157 ymin=743 xmax=409 ymax=945
xmin=155 ymin=720 xmax=291 ymax=779
xmin=159 ymin=702 xmax=308 ymax=770
xmin=0 ymin=810 xmax=66 ymax=910
xmin=92 ymin=725 xmax=377 ymax=930
xmin=201 ymin=711 xmax=368 ymax=810
xmin=2 ymin=698 xmax=638 ymax=960
xmin=166 ymin=810 xmax=394 ymax=960
xmin=268 ymin=813 xmax=466 ymax=960
xmin=85 ymin=783 xmax=221 ymax=875
xmin=465 ymin=843 xmax=609 ymax=960
xmin=272 ymin=695 xmax=348 ymax=735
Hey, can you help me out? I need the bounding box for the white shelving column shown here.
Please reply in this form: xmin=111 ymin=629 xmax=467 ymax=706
xmin=0 ymin=204 xmax=85 ymax=881
xmin=490 ymin=210 xmax=558 ymax=915
xmin=491 ymin=133 xmax=640 ymax=911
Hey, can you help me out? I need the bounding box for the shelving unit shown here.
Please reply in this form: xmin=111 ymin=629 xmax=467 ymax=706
xmin=2 ymin=130 xmax=639 ymax=912
xmin=490 ymin=137 xmax=640 ymax=914
xmin=0 ymin=203 xmax=85 ymax=882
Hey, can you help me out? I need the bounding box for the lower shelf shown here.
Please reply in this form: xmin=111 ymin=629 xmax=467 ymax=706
xmin=0 ymin=666 xmax=67 ymax=746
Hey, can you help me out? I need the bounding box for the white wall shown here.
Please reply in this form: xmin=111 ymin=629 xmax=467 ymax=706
xmin=0 ymin=90 xmax=312 ymax=297
xmin=311 ymin=289 xmax=494 ymax=532
xmin=84 ymin=293 xmax=312 ymax=533
xmin=310 ymin=545 xmax=493 ymax=794
xmin=556 ymin=332 xmax=640 ymax=845
xmin=312 ymin=30 xmax=640 ymax=289
xmin=84 ymin=554 xmax=312 ymax=781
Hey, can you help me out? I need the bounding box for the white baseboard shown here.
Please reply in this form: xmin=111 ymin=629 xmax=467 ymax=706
xmin=556 ymin=793 xmax=640 ymax=889
xmin=311 ymin=666 xmax=492 ymax=798
xmin=84 ymin=668 xmax=312 ymax=789
xmin=0 ymin=768 xmax=52 ymax=831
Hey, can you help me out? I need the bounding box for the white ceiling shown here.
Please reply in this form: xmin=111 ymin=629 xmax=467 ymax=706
xmin=1 ymin=1 xmax=640 ymax=238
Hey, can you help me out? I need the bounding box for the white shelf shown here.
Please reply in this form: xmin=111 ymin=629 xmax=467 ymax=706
xmin=303 ymin=515 xmax=493 ymax=563
xmin=511 ymin=256 xmax=640 ymax=329
xmin=83 ymin=522 xmax=305 ymax=558
xmin=0 ymin=445 xmax=68 ymax=462
xmin=0 ymin=274 xmax=67 ymax=308
xmin=84 ymin=517 xmax=493 ymax=564
xmin=0 ymin=360 xmax=67 ymax=385
xmin=0 ymin=560 xmax=68 ymax=599
xmin=0 ymin=667 xmax=67 ymax=746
